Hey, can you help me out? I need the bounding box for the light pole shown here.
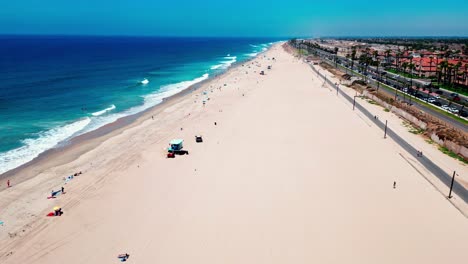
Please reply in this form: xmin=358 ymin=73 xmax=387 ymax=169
xmin=384 ymin=120 xmax=388 ymax=139
xmin=448 ymin=171 xmax=457 ymax=198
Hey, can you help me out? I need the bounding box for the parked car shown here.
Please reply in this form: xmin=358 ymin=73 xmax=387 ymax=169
xmin=449 ymin=107 xmax=459 ymax=114
xmin=432 ymin=101 xmax=442 ymax=106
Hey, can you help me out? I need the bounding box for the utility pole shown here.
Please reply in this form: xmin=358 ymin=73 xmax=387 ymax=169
xmin=377 ymin=72 xmax=381 ymax=91
xmin=353 ymin=96 xmax=356 ymax=110
xmin=448 ymin=171 xmax=456 ymax=198
xmin=384 ymin=120 xmax=388 ymax=139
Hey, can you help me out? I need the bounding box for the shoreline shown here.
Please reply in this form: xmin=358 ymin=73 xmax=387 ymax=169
xmin=0 ymin=45 xmax=275 ymax=189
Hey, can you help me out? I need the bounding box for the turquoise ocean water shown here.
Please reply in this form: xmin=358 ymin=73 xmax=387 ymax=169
xmin=0 ymin=36 xmax=280 ymax=174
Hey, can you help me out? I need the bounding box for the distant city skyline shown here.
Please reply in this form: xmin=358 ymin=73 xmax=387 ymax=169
xmin=1 ymin=0 xmax=467 ymax=37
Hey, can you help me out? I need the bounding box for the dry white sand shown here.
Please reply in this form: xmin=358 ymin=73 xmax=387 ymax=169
xmin=1 ymin=44 xmax=467 ymax=264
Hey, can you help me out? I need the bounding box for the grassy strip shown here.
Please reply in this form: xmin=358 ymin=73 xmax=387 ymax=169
xmin=386 ymin=68 xmax=420 ymax=79
xmin=432 ymin=83 xmax=468 ymax=97
xmin=402 ymin=121 xmax=425 ymax=134
xmin=438 ymin=146 xmax=468 ymax=164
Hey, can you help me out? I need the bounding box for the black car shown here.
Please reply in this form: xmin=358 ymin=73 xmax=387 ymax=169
xmin=432 ymin=101 xmax=442 ymax=106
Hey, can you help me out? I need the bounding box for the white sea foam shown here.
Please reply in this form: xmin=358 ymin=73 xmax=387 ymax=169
xmin=210 ymin=56 xmax=237 ymax=71
xmin=141 ymin=78 xmax=149 ymax=85
xmin=144 ymin=73 xmax=209 ymax=104
xmin=246 ymin=52 xmax=258 ymax=57
xmin=0 ymin=117 xmax=91 ymax=175
xmin=210 ymin=64 xmax=223 ymax=70
xmin=91 ymin=104 xmax=116 ymax=116
xmin=79 ymin=73 xmax=210 ymax=136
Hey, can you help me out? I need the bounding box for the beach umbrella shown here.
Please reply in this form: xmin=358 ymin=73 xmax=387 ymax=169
xmin=53 ymin=206 xmax=61 ymax=211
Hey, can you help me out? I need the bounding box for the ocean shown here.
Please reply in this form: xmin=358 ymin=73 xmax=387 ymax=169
xmin=0 ymin=35 xmax=280 ymax=174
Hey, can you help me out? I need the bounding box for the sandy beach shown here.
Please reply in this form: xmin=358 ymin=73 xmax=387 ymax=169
xmin=1 ymin=43 xmax=467 ymax=263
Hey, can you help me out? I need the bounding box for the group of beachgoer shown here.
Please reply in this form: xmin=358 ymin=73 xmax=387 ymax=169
xmin=54 ymin=207 xmax=63 ymax=216
xmin=48 ymin=171 xmax=83 ymax=216
xmin=50 ymin=186 xmax=65 ymax=198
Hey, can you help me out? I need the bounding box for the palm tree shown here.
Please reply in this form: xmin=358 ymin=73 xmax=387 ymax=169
xmin=409 ymin=63 xmax=415 ymax=74
xmin=366 ymin=56 xmax=373 ymax=74
xmin=351 ymin=46 xmax=357 ymax=70
xmin=454 ymin=62 xmax=462 ymax=85
xmin=464 ymin=63 xmax=468 ymax=85
xmin=446 ymin=63 xmax=454 ymax=85
xmin=408 ymin=63 xmax=415 ymax=89
xmin=396 ymin=50 xmax=403 ymax=71
xmin=407 ymin=56 xmax=413 ymax=75
xmin=418 ymin=54 xmax=424 ymax=77
xmin=384 ymin=49 xmax=392 ymax=65
xmin=402 ymin=62 xmax=408 ymax=74
xmin=429 ymin=56 xmax=434 ymax=78
xmin=438 ymin=60 xmax=448 ymax=84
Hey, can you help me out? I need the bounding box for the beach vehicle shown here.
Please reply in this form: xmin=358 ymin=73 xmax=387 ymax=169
xmin=167 ymin=139 xmax=189 ymax=155
xmin=195 ymin=135 xmax=203 ymax=143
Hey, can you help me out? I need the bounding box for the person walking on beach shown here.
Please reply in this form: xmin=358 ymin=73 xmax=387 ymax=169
xmin=61 ymin=186 xmax=65 ymax=194
xmin=7 ymin=180 xmax=10 ymax=188
xmin=393 ymin=181 xmax=396 ymax=189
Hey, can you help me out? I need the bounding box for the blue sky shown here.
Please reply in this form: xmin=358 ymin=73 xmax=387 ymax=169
xmin=1 ymin=0 xmax=467 ymax=37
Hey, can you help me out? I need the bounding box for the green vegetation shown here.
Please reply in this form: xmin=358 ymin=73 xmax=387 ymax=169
xmin=432 ymin=82 xmax=468 ymax=97
xmin=438 ymin=146 xmax=468 ymax=164
xmin=384 ymin=108 xmax=390 ymax=112
xmin=402 ymin=121 xmax=425 ymax=134
xmin=425 ymin=139 xmax=434 ymax=144
xmin=366 ymin=99 xmax=378 ymax=105
xmin=386 ymin=68 xmax=420 ymax=79
xmin=297 ymin=49 xmax=308 ymax=56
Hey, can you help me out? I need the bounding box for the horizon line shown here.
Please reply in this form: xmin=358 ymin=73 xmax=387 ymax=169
xmin=1 ymin=33 xmax=468 ymax=39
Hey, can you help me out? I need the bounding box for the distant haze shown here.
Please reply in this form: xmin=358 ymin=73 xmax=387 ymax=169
xmin=0 ymin=0 xmax=467 ymax=37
